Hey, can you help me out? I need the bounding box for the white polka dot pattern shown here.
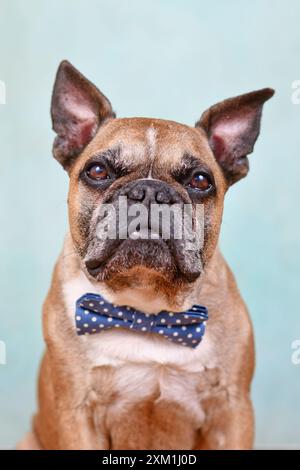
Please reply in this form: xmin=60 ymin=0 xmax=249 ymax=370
xmin=75 ymin=293 xmax=208 ymax=348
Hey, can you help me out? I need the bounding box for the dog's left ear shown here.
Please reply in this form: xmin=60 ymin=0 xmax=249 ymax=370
xmin=51 ymin=60 xmax=115 ymax=169
xmin=196 ymin=88 xmax=274 ymax=185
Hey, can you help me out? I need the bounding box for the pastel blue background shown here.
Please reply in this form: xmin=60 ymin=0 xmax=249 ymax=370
xmin=0 ymin=0 xmax=299 ymax=448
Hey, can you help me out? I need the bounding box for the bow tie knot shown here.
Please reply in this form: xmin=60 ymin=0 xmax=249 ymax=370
xmin=75 ymin=293 xmax=208 ymax=348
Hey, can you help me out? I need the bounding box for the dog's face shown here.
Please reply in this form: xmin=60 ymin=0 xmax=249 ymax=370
xmin=51 ymin=61 xmax=273 ymax=300
xmin=67 ymin=117 xmax=226 ymax=293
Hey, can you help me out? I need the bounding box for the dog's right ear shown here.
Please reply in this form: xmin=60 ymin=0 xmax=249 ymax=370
xmin=51 ymin=60 xmax=115 ymax=169
xmin=195 ymin=88 xmax=274 ymax=185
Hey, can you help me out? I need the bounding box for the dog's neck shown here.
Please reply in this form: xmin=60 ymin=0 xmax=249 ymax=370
xmin=61 ymin=233 xmax=208 ymax=314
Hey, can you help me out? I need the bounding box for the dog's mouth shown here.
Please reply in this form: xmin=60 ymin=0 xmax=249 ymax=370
xmin=85 ymin=237 xmax=167 ymax=274
xmin=84 ymin=236 xmax=202 ymax=284
xmin=85 ymin=237 xmax=172 ymax=274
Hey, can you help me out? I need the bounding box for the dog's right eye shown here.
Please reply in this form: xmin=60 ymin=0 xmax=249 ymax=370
xmin=85 ymin=163 xmax=109 ymax=181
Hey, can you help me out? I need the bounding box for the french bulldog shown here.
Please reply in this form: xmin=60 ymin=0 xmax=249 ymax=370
xmin=17 ymin=61 xmax=274 ymax=450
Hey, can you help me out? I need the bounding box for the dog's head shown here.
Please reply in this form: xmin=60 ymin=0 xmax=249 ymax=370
xmin=51 ymin=61 xmax=273 ymax=301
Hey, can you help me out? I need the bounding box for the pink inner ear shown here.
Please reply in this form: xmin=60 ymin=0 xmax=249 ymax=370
xmin=209 ymin=107 xmax=259 ymax=164
xmin=64 ymin=79 xmax=98 ymax=118
xmin=56 ymin=82 xmax=100 ymax=155
xmin=67 ymin=118 xmax=97 ymax=155
xmin=213 ymin=117 xmax=250 ymax=138
xmin=67 ymin=93 xmax=98 ymax=121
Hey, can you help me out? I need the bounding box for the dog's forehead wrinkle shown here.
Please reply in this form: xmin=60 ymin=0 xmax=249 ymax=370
xmin=146 ymin=126 xmax=157 ymax=178
xmin=174 ymin=153 xmax=213 ymax=177
xmin=86 ymin=146 xmax=127 ymax=172
xmin=87 ymin=118 xmax=210 ymax=178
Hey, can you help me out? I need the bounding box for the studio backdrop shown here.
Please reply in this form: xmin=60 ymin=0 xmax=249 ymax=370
xmin=0 ymin=0 xmax=299 ymax=449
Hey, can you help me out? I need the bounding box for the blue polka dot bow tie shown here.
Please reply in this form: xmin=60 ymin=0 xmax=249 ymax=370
xmin=75 ymin=293 xmax=208 ymax=348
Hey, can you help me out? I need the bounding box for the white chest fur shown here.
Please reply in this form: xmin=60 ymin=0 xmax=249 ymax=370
xmin=63 ymin=271 xmax=217 ymax=427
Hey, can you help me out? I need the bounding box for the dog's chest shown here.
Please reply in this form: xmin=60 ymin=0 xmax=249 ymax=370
xmin=80 ymin=328 xmax=218 ymax=432
xmin=63 ymin=273 xmax=220 ymax=444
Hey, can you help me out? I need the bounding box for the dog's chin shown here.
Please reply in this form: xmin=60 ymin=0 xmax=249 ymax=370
xmin=84 ymin=238 xmax=201 ymax=290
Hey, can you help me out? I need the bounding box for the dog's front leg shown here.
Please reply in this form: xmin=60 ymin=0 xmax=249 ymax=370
xmin=51 ymin=368 xmax=110 ymax=450
xmin=37 ymin=350 xmax=109 ymax=450
xmin=55 ymin=406 xmax=108 ymax=450
xmin=193 ymin=393 xmax=254 ymax=450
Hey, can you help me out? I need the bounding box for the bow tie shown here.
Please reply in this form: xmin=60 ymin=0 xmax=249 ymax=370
xmin=75 ymin=293 xmax=208 ymax=348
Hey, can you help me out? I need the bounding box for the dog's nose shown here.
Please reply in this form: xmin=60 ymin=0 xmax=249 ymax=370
xmin=127 ymin=186 xmax=145 ymax=202
xmin=126 ymin=180 xmax=180 ymax=206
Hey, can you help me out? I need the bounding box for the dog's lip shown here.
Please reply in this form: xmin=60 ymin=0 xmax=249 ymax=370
xmin=85 ymin=237 xmax=170 ymax=277
xmin=84 ymin=240 xmax=123 ymax=276
xmin=85 ymin=243 xmax=122 ymax=276
xmin=85 ymin=258 xmax=105 ymax=276
xmin=84 ymin=238 xmax=202 ymax=283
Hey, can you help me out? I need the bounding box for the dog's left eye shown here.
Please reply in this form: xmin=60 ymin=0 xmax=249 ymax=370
xmin=85 ymin=163 xmax=109 ymax=181
xmin=189 ymin=172 xmax=212 ymax=192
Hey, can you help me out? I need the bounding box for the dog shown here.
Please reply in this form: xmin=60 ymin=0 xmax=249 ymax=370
xmin=17 ymin=61 xmax=274 ymax=450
